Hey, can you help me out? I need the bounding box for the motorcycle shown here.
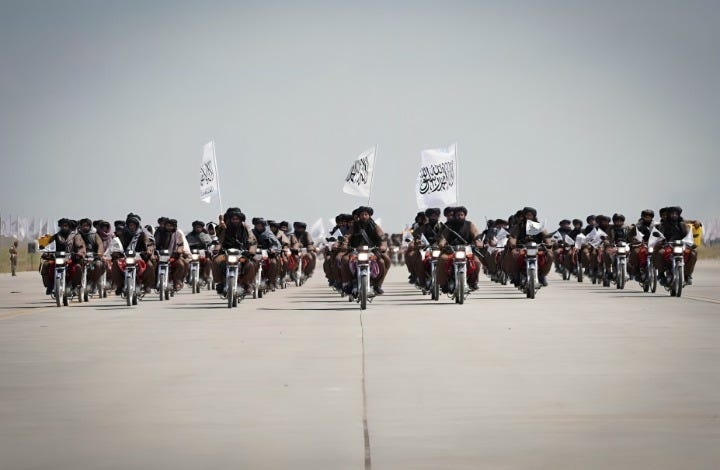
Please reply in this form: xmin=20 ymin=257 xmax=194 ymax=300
xmin=224 ymin=248 xmax=246 ymax=308
xmin=53 ymin=251 xmax=69 ymax=307
xmin=558 ymin=243 xmax=573 ymax=281
xmin=291 ymin=248 xmax=307 ymax=287
xmin=253 ymin=249 xmax=269 ymax=299
xmin=613 ymin=241 xmax=629 ymax=290
xmin=574 ymin=235 xmax=585 ymax=283
xmin=80 ymin=252 xmax=97 ymax=302
xmin=391 ymin=246 xmax=400 ymax=266
xmin=522 ymin=242 xmax=541 ymax=299
xmin=189 ymin=249 xmax=201 ymax=294
xmin=447 ymin=245 xmax=471 ymax=304
xmin=640 ymin=244 xmax=658 ymax=293
xmin=427 ymin=246 xmax=441 ymax=301
xmin=350 ymin=246 xmax=373 ymax=310
xmin=157 ymin=249 xmax=171 ymax=301
xmin=665 ymin=240 xmax=686 ymax=297
xmin=123 ymin=250 xmax=139 ymax=306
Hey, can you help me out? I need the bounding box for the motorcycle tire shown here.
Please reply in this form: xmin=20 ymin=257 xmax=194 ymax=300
xmin=360 ymin=276 xmax=368 ymax=310
xmin=55 ymin=284 xmax=62 ymax=308
xmin=227 ymin=283 xmax=235 ymax=309
xmin=674 ymin=265 xmax=683 ymax=298
xmin=526 ymin=269 xmax=536 ymax=299
xmin=650 ymin=269 xmax=658 ymax=293
xmin=456 ymin=274 xmax=465 ymax=305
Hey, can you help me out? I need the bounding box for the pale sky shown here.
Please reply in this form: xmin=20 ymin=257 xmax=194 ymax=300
xmin=1 ymin=0 xmax=718 ymax=233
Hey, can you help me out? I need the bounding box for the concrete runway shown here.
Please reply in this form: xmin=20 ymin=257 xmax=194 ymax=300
xmin=1 ymin=263 xmax=719 ymax=469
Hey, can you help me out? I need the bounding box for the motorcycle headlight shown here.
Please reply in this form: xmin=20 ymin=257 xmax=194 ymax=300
xmin=431 ymin=249 xmax=441 ymax=258
xmin=617 ymin=246 xmax=628 ymax=254
xmin=526 ymin=248 xmax=538 ymax=257
xmin=647 ymin=246 xmax=654 ymax=254
xmin=191 ymin=254 xmax=199 ymax=261
xmin=159 ymin=254 xmax=170 ymax=262
xmin=358 ymin=252 xmax=370 ymax=262
xmin=455 ymin=251 xmax=466 ymax=260
xmin=55 ymin=257 xmax=66 ymax=265
xmin=126 ymin=257 xmax=136 ymax=265
xmin=673 ymin=246 xmax=684 ymax=255
xmin=85 ymin=254 xmax=95 ymax=260
xmin=227 ymin=255 xmax=239 ymax=264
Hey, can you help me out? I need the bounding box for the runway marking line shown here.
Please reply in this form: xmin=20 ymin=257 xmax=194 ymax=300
xmin=360 ymin=312 xmax=372 ymax=470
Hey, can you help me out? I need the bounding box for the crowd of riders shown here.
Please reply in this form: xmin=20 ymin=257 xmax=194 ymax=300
xmin=38 ymin=209 xmax=319 ymax=305
xmin=394 ymin=205 xmax=698 ymax=298
xmin=36 ymin=204 xmax=699 ymax=304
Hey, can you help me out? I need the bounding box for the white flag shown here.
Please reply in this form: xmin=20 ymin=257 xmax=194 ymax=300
xmin=331 ymin=228 xmax=343 ymax=239
xmin=420 ymin=233 xmax=430 ymax=246
xmin=416 ymin=142 xmax=458 ymax=209
xmin=28 ymin=218 xmax=38 ymax=238
xmin=18 ymin=217 xmax=28 ymax=239
xmin=342 ymin=147 xmax=375 ymax=198
xmin=551 ymin=230 xmax=563 ymax=242
xmin=585 ymin=228 xmax=607 ymax=248
xmin=200 ymin=140 xmax=220 ymax=204
xmin=648 ymin=228 xmax=665 ymax=248
xmin=0 ymin=215 xmax=8 ymax=237
xmin=309 ymin=218 xmax=325 ymax=241
xmin=575 ymin=233 xmax=586 ymax=249
xmin=681 ymin=229 xmax=694 ymax=247
xmin=374 ymin=217 xmax=382 ymax=228
xmin=563 ymin=234 xmax=575 ymax=246
xmin=526 ymin=219 xmax=543 ymax=236
xmin=103 ymin=237 xmax=124 ymax=260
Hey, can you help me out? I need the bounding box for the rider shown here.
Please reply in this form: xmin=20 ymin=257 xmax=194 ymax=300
xmin=569 ymin=219 xmax=583 ymax=240
xmin=437 ymin=206 xmax=482 ymax=291
xmin=407 ymin=207 xmax=444 ymax=289
xmin=113 ymin=220 xmax=125 ymax=238
xmin=111 ymin=213 xmax=156 ymax=295
xmin=212 ymin=208 xmax=257 ymax=295
xmin=483 ymin=218 xmax=510 ymax=280
xmin=653 ymin=206 xmax=697 ymax=285
xmin=186 ymin=220 xmax=213 ymax=282
xmin=290 ymin=222 xmax=317 ymax=278
xmin=600 ymin=213 xmax=632 ymax=280
xmin=252 ymin=218 xmax=282 ymax=291
xmin=324 ymin=214 xmax=352 ymax=289
xmin=95 ymin=220 xmax=114 ymax=254
xmin=505 ymin=207 xmax=554 ymax=287
xmin=75 ymin=218 xmax=106 ymax=291
xmin=340 ymin=206 xmax=390 ymax=295
xmin=40 ymin=218 xmax=83 ymax=295
xmin=154 ymin=218 xmax=188 ymax=292
xmin=552 ymin=219 xmax=573 ymax=273
xmin=582 ymin=215 xmax=597 ymax=236
xmin=628 ymin=209 xmax=655 ymax=281
xmin=268 ymin=220 xmax=291 ymax=281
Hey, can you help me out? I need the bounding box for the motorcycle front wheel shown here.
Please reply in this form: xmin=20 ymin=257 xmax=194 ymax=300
xmin=526 ymin=268 xmax=536 ymax=299
xmin=359 ymin=275 xmax=368 ymax=310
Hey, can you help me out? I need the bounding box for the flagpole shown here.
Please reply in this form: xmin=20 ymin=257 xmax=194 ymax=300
xmin=367 ymin=145 xmax=377 ymax=206
xmin=211 ymin=139 xmax=224 ymax=214
xmin=454 ymin=142 xmax=459 ymax=203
